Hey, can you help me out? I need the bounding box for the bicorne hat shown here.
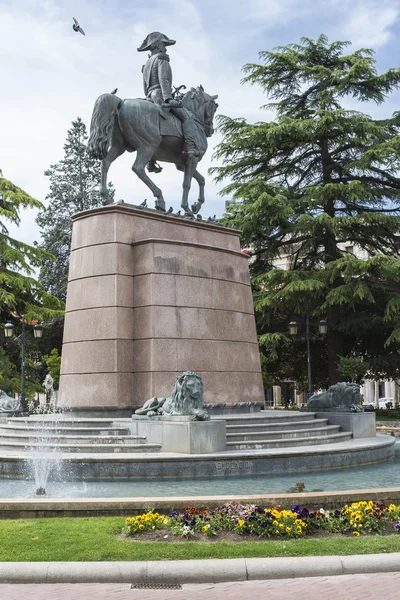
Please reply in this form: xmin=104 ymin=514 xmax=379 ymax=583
xmin=137 ymin=32 xmax=176 ymax=52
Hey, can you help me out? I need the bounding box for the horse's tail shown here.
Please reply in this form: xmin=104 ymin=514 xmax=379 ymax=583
xmin=87 ymin=94 xmax=121 ymax=159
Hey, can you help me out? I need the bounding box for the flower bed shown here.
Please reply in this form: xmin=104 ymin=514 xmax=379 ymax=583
xmin=123 ymin=501 xmax=400 ymax=541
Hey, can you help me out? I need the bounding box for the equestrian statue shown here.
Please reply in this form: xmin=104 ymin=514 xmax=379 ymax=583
xmin=87 ymin=32 xmax=218 ymax=216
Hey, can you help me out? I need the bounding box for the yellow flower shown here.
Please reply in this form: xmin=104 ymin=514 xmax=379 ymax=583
xmin=127 ymin=526 xmax=131 ymax=533
xmin=273 ymin=520 xmax=278 ymax=526
xmin=279 ymin=523 xmax=284 ymax=529
xmin=238 ymin=519 xmax=245 ymax=527
xmin=126 ymin=517 xmax=131 ymax=523
xmin=275 ymin=530 xmax=280 ymax=534
xmin=139 ymin=524 xmax=145 ymax=530
xmin=355 ymin=515 xmax=362 ymax=522
xmin=163 ymin=518 xmax=169 ymax=525
xmin=286 ymin=527 xmax=292 ymax=533
xmin=296 ymin=528 xmax=302 ymax=535
xmin=353 ymin=531 xmax=360 ymax=536
xmin=389 ymin=504 xmax=396 ymax=513
xmin=202 ymin=526 xmax=208 ymax=533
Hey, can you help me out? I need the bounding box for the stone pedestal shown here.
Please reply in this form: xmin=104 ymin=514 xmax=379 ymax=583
xmin=316 ymin=412 xmax=376 ymax=438
xmin=131 ymin=415 xmax=226 ymax=453
xmin=58 ymin=204 xmax=264 ymax=412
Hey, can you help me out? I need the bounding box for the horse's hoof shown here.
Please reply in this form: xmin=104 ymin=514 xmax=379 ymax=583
xmin=155 ymin=199 xmax=166 ymax=212
xmin=191 ymin=201 xmax=202 ymax=214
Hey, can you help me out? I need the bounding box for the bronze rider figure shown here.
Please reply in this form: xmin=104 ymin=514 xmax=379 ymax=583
xmin=138 ymin=32 xmax=199 ymax=173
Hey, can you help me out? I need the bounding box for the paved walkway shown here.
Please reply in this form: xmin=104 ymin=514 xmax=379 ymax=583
xmin=1 ymin=572 xmax=400 ymax=599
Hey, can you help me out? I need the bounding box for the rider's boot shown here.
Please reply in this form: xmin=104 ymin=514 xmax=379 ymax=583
xmin=147 ymin=160 xmax=163 ymax=173
xmin=184 ymin=142 xmax=199 ymax=158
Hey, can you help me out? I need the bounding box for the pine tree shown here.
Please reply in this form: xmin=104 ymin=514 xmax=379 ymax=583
xmin=36 ymin=118 xmax=114 ymax=301
xmin=212 ymin=35 xmax=400 ymax=389
xmin=0 ymin=169 xmax=64 ymax=322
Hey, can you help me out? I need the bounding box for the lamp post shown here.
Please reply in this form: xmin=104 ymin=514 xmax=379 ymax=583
xmin=288 ymin=315 xmax=327 ymax=399
xmin=3 ymin=319 xmax=43 ymax=413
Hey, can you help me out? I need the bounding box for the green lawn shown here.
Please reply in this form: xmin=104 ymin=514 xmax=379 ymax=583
xmin=1 ymin=517 xmax=400 ymax=561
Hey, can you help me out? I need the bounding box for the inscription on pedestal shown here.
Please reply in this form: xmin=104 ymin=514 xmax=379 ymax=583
xmin=215 ymin=460 xmax=252 ymax=474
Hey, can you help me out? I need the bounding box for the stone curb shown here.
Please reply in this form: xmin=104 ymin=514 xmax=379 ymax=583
xmin=0 ymin=554 xmax=400 ymax=584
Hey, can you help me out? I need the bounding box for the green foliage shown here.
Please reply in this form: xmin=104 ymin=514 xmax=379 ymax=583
xmin=42 ymin=348 xmax=61 ymax=390
xmin=0 ymin=346 xmax=17 ymax=393
xmin=0 ymin=170 xmax=64 ymax=321
xmin=212 ymin=35 xmax=400 ymax=386
xmin=338 ymin=356 xmax=368 ymax=383
xmin=36 ymin=118 xmax=115 ymax=301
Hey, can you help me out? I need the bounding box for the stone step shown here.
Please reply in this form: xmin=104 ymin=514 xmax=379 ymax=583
xmin=0 ymin=425 xmax=131 ymax=436
xmin=226 ymin=425 xmax=341 ymax=442
xmin=0 ymin=433 xmax=146 ymax=445
xmin=0 ymin=441 xmax=161 ymax=454
xmin=226 ymin=418 xmax=329 ymax=433
xmin=6 ymin=417 xmax=118 ymax=428
xmin=226 ymin=431 xmax=353 ymax=450
xmin=213 ymin=411 xmax=317 ymax=425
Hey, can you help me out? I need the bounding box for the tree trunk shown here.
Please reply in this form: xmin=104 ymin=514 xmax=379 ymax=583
xmin=327 ymin=304 xmax=342 ymax=385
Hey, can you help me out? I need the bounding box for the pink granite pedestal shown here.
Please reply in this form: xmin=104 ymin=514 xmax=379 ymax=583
xmin=58 ymin=204 xmax=264 ymax=413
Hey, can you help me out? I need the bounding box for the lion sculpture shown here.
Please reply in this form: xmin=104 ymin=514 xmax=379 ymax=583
xmin=307 ymin=382 xmax=362 ymax=412
xmin=135 ymin=371 xmax=209 ymax=421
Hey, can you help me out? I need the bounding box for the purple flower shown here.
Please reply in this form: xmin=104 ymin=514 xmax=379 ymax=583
xmin=395 ymin=523 xmax=400 ymax=531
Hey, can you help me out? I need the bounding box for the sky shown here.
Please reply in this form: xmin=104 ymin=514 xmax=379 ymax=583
xmin=1 ymin=0 xmax=400 ymax=247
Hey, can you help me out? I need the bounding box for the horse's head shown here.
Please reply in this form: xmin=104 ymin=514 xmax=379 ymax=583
xmin=201 ymin=89 xmax=218 ymax=138
xmin=182 ymin=86 xmax=218 ymax=138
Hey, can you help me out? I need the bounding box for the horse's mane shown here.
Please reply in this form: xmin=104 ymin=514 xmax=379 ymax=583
xmin=182 ymin=87 xmax=205 ymax=123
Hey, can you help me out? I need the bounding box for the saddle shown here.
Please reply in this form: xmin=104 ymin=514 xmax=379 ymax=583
xmin=158 ymin=108 xmax=183 ymax=138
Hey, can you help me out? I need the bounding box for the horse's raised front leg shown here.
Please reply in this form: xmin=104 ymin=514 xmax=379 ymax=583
xmin=101 ymin=131 xmax=126 ymax=205
xmin=132 ymin=148 xmax=165 ymax=211
xmin=181 ymin=156 xmax=198 ymax=216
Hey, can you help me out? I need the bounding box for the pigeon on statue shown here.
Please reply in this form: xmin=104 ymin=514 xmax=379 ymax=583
xmin=72 ymin=17 xmax=85 ymax=35
xmin=166 ymin=207 xmax=173 ymax=214
xmin=111 ymin=88 xmax=118 ymax=95
xmin=139 ymin=199 xmax=147 ymax=208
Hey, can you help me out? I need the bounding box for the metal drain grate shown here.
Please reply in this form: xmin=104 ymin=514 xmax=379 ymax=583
xmin=131 ymin=582 xmax=182 ymax=590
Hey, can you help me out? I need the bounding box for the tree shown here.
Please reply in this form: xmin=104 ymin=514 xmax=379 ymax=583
xmin=212 ymin=35 xmax=400 ymax=388
xmin=1 ymin=170 xmax=64 ymax=401
xmin=0 ymin=169 xmax=64 ymax=322
xmin=36 ymin=118 xmax=114 ymax=301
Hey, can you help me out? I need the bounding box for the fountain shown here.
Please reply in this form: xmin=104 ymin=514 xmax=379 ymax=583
xmin=23 ymin=411 xmax=64 ymax=496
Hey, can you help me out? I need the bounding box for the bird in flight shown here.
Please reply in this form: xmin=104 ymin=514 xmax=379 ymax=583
xmin=72 ymin=17 xmax=85 ymax=35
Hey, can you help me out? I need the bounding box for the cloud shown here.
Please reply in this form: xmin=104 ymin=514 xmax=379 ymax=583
xmin=338 ymin=0 xmax=400 ymax=48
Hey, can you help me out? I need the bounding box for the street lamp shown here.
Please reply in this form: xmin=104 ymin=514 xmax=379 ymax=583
xmin=288 ymin=314 xmax=328 ymax=399
xmin=3 ymin=319 xmax=43 ymax=413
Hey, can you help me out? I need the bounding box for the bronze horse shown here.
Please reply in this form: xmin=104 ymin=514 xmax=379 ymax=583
xmin=87 ymin=86 xmax=218 ymax=215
